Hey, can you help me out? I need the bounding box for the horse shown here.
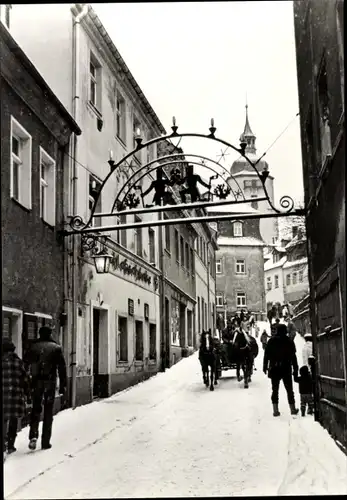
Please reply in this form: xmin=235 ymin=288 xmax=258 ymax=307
xmin=232 ymin=326 xmax=255 ymax=389
xmin=198 ymin=330 xmax=218 ymax=391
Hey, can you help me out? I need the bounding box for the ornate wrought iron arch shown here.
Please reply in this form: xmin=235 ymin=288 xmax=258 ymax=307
xmin=68 ymin=119 xmax=302 ymax=235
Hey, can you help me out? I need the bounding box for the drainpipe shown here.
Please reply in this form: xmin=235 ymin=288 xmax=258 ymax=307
xmin=70 ymin=4 xmax=89 ymax=409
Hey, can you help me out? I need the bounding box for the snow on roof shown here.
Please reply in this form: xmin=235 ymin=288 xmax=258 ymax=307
xmin=206 ymin=200 xmax=259 ymax=214
xmin=283 ymin=257 xmax=308 ymax=269
xmin=274 ymin=246 xmax=287 ymax=253
xmin=264 ymin=256 xmax=287 ymax=271
xmin=217 ymin=236 xmax=266 ymax=247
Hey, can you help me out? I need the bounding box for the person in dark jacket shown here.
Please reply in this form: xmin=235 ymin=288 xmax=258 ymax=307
xmin=295 ymin=365 xmax=314 ymax=416
xmin=24 ymin=326 xmax=67 ymax=451
xmin=2 ymin=339 xmax=30 ymax=458
xmin=260 ymin=329 xmax=269 ymax=350
xmin=263 ymin=323 xmax=299 ymax=417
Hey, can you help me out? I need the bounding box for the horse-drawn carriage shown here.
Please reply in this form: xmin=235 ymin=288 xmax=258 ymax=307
xmin=216 ymin=337 xmax=259 ymax=380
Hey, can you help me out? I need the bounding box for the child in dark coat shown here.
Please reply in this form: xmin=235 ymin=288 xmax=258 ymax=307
xmin=295 ymin=365 xmax=314 ymax=416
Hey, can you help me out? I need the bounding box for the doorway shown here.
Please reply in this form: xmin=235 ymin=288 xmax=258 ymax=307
xmin=165 ymin=297 xmax=170 ymax=368
xmin=93 ymin=308 xmax=100 ymax=398
xmin=179 ymin=303 xmax=186 ymax=347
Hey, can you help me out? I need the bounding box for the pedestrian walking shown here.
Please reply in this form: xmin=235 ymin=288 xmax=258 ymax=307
xmin=24 ymin=326 xmax=67 ymax=451
xmin=260 ymin=329 xmax=269 ymax=350
xmin=2 ymin=338 xmax=30 ymax=460
xmin=295 ymin=365 xmax=314 ymax=416
xmin=287 ymin=315 xmax=297 ymax=341
xmin=263 ymin=323 xmax=299 ymax=417
xmin=302 ymin=333 xmax=313 ymax=367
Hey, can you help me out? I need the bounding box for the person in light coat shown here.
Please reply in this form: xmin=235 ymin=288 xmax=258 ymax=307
xmin=302 ymin=333 xmax=313 ymax=367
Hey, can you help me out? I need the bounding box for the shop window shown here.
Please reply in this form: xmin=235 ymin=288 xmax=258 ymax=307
xmin=149 ymin=324 xmax=156 ymax=360
xmin=135 ymin=320 xmax=143 ymax=360
xmin=118 ymin=316 xmax=128 ymax=362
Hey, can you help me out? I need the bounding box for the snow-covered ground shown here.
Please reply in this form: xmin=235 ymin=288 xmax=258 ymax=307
xmin=4 ymin=328 xmax=347 ymax=499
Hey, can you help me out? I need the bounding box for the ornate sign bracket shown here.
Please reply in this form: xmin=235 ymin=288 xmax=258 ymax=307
xmin=66 ymin=119 xmax=305 ymax=236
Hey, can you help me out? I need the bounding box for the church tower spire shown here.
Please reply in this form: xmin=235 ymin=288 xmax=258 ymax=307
xmin=239 ymin=103 xmax=256 ymax=155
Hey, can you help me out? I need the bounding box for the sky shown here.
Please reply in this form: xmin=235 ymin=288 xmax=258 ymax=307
xmin=91 ymin=1 xmax=304 ymax=206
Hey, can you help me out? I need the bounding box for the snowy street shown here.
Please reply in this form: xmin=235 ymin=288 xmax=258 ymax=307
xmin=4 ymin=331 xmax=347 ymax=499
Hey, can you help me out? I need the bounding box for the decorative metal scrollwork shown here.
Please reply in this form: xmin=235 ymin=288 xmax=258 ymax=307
xmin=123 ymin=192 xmax=140 ymax=209
xmin=213 ymin=184 xmax=231 ymax=200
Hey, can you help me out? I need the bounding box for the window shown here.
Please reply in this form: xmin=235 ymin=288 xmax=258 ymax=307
xmin=267 ymin=277 xmax=272 ymax=291
xmin=185 ymin=243 xmax=189 ymax=272
xmin=149 ymin=324 xmax=156 ymax=360
xmin=286 ymin=274 xmax=291 ymax=286
xmin=274 ymin=275 xmax=279 ymax=288
xmin=135 ymin=321 xmax=143 ymax=361
xmin=165 ymin=217 xmax=171 ymax=252
xmin=180 ymin=236 xmax=184 ymax=266
xmin=89 ymin=176 xmax=102 ymax=227
xmin=118 ymin=316 xmax=128 ymax=362
xmin=235 ymin=259 xmax=245 ymax=274
xmin=116 ymin=92 xmax=126 ymax=143
xmin=216 ymin=295 xmax=224 ymax=307
xmin=175 ymin=229 xmax=179 ymax=262
xmin=244 ymin=180 xmax=252 ymax=188
xmin=299 ymin=269 xmax=304 ymax=282
xmin=292 ymin=272 xmax=297 ymax=285
xmin=190 ymin=247 xmax=194 ymax=274
xmin=39 ymin=148 xmax=56 ymax=226
xmin=134 ymin=215 xmax=143 ymax=257
xmin=216 ymin=259 xmax=222 ymax=274
xmin=133 ymin=116 xmax=142 ymax=163
xmin=149 ymin=228 xmax=155 ymax=264
xmin=233 ymin=221 xmax=243 ymax=237
xmin=236 ymin=292 xmax=246 ymax=308
xmin=89 ymin=52 xmax=102 ymax=112
xmin=10 ymin=117 xmax=32 ymax=209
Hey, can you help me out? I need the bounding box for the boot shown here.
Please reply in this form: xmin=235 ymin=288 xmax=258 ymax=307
xmin=28 ymin=438 xmax=37 ymax=451
xmin=290 ymin=403 xmax=299 ymax=415
xmin=273 ymin=404 xmax=281 ymax=417
xmin=301 ymin=408 xmax=305 ymax=417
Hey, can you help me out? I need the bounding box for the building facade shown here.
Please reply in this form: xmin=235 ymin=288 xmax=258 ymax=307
xmin=1 ymin=22 xmax=81 ymax=413
xmin=293 ymin=0 xmax=346 ymax=451
xmin=228 ymin=106 xmax=278 ymax=246
xmin=209 ymin=204 xmax=266 ymax=325
xmin=264 ymin=226 xmax=309 ymax=311
xmin=9 ymin=3 xmax=166 ymax=406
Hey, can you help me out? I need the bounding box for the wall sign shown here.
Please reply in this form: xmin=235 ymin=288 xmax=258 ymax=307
xmin=111 ymin=254 xmax=152 ymax=286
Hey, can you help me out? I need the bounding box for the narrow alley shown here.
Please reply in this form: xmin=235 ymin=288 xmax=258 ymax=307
xmin=4 ymin=332 xmax=347 ymax=499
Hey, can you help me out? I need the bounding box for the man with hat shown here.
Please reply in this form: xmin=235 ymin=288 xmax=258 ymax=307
xmin=263 ymin=323 xmax=299 ymax=417
xmin=2 ymin=338 xmax=30 ymax=459
xmin=24 ymin=326 xmax=67 ymax=451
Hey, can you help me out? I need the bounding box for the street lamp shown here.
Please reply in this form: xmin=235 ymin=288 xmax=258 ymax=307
xmin=93 ymin=251 xmax=112 ymax=274
xmin=81 ymin=234 xmax=112 ymax=274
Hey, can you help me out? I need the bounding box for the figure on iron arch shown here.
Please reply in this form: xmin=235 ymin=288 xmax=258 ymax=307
xmin=179 ymin=165 xmax=210 ymax=203
xmin=142 ymin=168 xmax=175 ymax=206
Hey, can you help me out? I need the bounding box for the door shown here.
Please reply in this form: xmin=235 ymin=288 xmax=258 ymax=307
xmin=187 ymin=310 xmax=193 ymax=347
xmin=165 ymin=298 xmax=170 ymax=367
xmin=179 ymin=303 xmax=186 ymax=347
xmin=93 ymin=308 xmax=100 ymax=398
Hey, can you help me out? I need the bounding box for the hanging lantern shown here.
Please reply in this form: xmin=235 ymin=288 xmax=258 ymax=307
xmin=93 ymin=253 xmax=112 ymax=274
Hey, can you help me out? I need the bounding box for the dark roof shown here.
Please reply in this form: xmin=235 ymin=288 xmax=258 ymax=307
xmin=0 ymin=22 xmax=81 ymax=136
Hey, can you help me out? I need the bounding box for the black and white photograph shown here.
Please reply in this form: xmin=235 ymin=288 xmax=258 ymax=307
xmin=1 ymin=1 xmax=346 ymax=498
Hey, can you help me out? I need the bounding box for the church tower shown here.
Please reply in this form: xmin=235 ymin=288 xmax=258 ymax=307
xmin=227 ymin=105 xmax=279 ymax=245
